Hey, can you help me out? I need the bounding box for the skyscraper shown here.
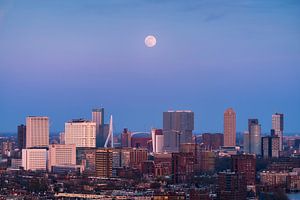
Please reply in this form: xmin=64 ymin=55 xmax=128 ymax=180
xmin=17 ymin=124 xmax=26 ymax=150
xmin=272 ymin=113 xmax=284 ymax=151
xmin=26 ymin=116 xmax=49 ymax=148
xmin=224 ymin=108 xmax=236 ymax=147
xmin=163 ymin=110 xmax=194 ymax=152
xmin=92 ymin=108 xmax=105 ymax=147
xmin=246 ymin=119 xmax=261 ymax=155
xmin=65 ymin=119 xmax=96 ymax=148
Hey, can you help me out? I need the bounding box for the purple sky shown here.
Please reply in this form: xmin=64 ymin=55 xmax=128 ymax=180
xmin=0 ymin=0 xmax=300 ymax=133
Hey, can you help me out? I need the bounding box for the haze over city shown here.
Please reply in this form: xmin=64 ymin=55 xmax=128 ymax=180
xmin=1 ymin=0 xmax=300 ymax=133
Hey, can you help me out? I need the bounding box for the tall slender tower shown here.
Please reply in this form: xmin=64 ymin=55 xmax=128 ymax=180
xmin=272 ymin=113 xmax=284 ymax=151
xmin=224 ymin=108 xmax=236 ymax=147
xmin=17 ymin=124 xmax=26 ymax=150
xmin=248 ymin=119 xmax=261 ymax=155
xmin=92 ymin=108 xmax=105 ymax=147
xmin=26 ymin=116 xmax=49 ymax=148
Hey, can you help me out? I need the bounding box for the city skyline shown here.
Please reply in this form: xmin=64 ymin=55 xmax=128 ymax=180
xmin=1 ymin=0 xmax=300 ymax=133
xmin=2 ymin=109 xmax=297 ymax=136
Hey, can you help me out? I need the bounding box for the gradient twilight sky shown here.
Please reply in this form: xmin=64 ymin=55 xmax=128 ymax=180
xmin=0 ymin=0 xmax=300 ymax=134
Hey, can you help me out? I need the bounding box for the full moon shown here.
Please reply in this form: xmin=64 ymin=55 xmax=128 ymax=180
xmin=145 ymin=35 xmax=157 ymax=47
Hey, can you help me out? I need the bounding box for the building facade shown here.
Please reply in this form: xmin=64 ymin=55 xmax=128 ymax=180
xmin=22 ymin=148 xmax=47 ymax=171
xmin=48 ymin=144 xmax=76 ymax=171
xmin=65 ymin=119 xmax=96 ymax=148
xmin=245 ymin=119 xmax=261 ymax=155
xmin=121 ymin=128 xmax=131 ymax=148
xmin=231 ymin=154 xmax=256 ymax=186
xmin=26 ymin=116 xmax=49 ymax=148
xmin=151 ymin=128 xmax=164 ymax=153
xmin=217 ymin=171 xmax=247 ymax=200
xmin=163 ymin=110 xmax=194 ymax=152
xmin=272 ymin=113 xmax=284 ymax=151
xmin=224 ymin=108 xmax=236 ymax=147
xmin=202 ymin=133 xmax=223 ymax=150
xmin=95 ymin=148 xmax=113 ymax=178
xmin=262 ymin=136 xmax=280 ymax=158
xmin=17 ymin=124 xmax=26 ymax=150
xmin=92 ymin=108 xmax=105 ymax=148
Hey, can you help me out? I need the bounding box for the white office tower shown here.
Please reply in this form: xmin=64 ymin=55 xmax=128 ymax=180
xmin=272 ymin=113 xmax=284 ymax=151
xmin=26 ymin=116 xmax=49 ymax=148
xmin=104 ymin=115 xmax=114 ymax=148
xmin=22 ymin=148 xmax=47 ymax=171
xmin=151 ymin=128 xmax=164 ymax=153
xmin=65 ymin=119 xmax=96 ymax=148
xmin=48 ymin=144 xmax=76 ymax=171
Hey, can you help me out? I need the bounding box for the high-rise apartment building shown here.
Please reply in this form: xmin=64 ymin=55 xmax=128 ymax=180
xmin=224 ymin=108 xmax=236 ymax=147
xmin=217 ymin=171 xmax=247 ymax=200
xmin=231 ymin=154 xmax=256 ymax=186
xmin=65 ymin=119 xmax=96 ymax=148
xmin=17 ymin=124 xmax=26 ymax=150
xmin=272 ymin=113 xmax=284 ymax=151
xmin=48 ymin=144 xmax=76 ymax=171
xmin=95 ymin=148 xmax=113 ymax=178
xmin=26 ymin=116 xmax=49 ymax=148
xmin=261 ymin=136 xmax=280 ymax=158
xmin=163 ymin=110 xmax=194 ymax=152
xmin=22 ymin=148 xmax=47 ymax=171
